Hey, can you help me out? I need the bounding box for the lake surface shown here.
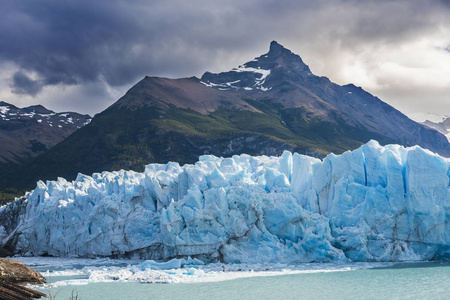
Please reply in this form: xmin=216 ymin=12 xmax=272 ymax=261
xmin=15 ymin=257 xmax=450 ymax=299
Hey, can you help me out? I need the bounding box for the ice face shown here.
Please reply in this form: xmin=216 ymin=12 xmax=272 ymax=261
xmin=1 ymin=140 xmax=449 ymax=262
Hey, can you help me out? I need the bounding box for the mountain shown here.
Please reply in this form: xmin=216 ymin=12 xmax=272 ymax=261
xmin=421 ymin=118 xmax=450 ymax=142
xmin=200 ymin=42 xmax=449 ymax=153
xmin=0 ymin=101 xmax=91 ymax=164
xmin=407 ymin=112 xmax=450 ymax=142
xmin=1 ymin=41 xmax=449 ymax=198
xmin=0 ymin=101 xmax=91 ymax=202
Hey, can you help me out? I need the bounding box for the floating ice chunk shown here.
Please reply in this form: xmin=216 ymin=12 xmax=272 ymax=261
xmin=141 ymin=258 xmax=182 ymax=270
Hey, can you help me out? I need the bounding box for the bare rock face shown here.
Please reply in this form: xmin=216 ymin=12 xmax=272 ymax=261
xmin=0 ymin=247 xmax=13 ymax=258
xmin=0 ymin=258 xmax=45 ymax=284
xmin=0 ymin=258 xmax=46 ymax=299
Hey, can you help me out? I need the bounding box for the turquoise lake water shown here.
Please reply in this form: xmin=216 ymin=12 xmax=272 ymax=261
xmin=18 ymin=258 xmax=449 ymax=300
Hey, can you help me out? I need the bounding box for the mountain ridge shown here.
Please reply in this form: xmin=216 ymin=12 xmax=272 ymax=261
xmin=0 ymin=101 xmax=92 ymax=164
xmin=0 ymin=101 xmax=91 ymax=203
xmin=1 ymin=41 xmax=448 ymax=201
xmin=113 ymin=76 xmax=260 ymax=114
xmin=421 ymin=117 xmax=450 ymax=141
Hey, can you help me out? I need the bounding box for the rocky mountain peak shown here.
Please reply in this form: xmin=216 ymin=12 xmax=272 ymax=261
xmin=269 ymin=40 xmax=285 ymax=52
xmin=24 ymin=104 xmax=53 ymax=114
xmin=266 ymin=41 xmax=303 ymax=63
xmin=200 ymin=41 xmax=312 ymax=92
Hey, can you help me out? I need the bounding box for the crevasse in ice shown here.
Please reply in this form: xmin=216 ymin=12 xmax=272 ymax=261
xmin=1 ymin=140 xmax=449 ymax=262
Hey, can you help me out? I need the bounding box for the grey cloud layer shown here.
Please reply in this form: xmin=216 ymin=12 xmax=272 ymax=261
xmin=11 ymin=71 xmax=43 ymax=96
xmin=1 ymin=0 xmax=449 ymax=107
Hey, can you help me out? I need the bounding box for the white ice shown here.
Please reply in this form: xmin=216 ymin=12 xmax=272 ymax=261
xmin=14 ymin=257 xmax=390 ymax=286
xmin=1 ymin=140 xmax=449 ymax=263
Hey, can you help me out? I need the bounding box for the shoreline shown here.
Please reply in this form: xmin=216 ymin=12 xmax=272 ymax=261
xmin=15 ymin=256 xmax=450 ymax=286
xmin=0 ymin=257 xmax=46 ymax=299
xmin=15 ymin=258 xmax=450 ymax=300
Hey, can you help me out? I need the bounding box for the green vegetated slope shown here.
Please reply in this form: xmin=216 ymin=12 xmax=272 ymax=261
xmin=0 ymin=97 xmax=396 ymax=196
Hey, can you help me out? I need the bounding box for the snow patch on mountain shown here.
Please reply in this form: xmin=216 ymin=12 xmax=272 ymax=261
xmin=200 ymin=80 xmax=241 ymax=90
xmin=232 ymin=66 xmax=270 ymax=84
xmin=200 ymin=65 xmax=272 ymax=92
xmin=0 ymin=105 xmax=10 ymax=115
xmin=0 ymin=102 xmax=92 ymax=129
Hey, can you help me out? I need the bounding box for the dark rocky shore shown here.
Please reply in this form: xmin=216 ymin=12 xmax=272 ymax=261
xmin=0 ymin=257 xmax=46 ymax=299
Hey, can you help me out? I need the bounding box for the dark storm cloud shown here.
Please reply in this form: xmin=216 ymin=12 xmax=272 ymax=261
xmin=1 ymin=0 xmax=449 ymax=102
xmin=11 ymin=71 xmax=43 ymax=96
xmin=1 ymin=0 xmax=267 ymax=93
xmin=1 ymin=1 xmax=151 ymax=88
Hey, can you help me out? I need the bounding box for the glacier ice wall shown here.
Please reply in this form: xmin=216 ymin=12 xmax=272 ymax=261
xmin=1 ymin=140 xmax=449 ymax=262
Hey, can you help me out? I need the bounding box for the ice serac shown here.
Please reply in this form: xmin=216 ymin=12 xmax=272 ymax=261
xmin=1 ymin=140 xmax=449 ymax=262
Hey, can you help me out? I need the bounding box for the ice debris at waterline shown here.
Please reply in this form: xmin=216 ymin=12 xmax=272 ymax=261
xmin=1 ymin=140 xmax=449 ymax=262
xmin=14 ymin=257 xmax=390 ymax=285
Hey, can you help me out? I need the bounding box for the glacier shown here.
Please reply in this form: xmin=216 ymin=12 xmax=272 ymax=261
xmin=0 ymin=140 xmax=449 ymax=263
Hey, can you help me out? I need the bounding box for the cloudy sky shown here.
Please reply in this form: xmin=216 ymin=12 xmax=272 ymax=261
xmin=1 ymin=0 xmax=449 ymax=119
